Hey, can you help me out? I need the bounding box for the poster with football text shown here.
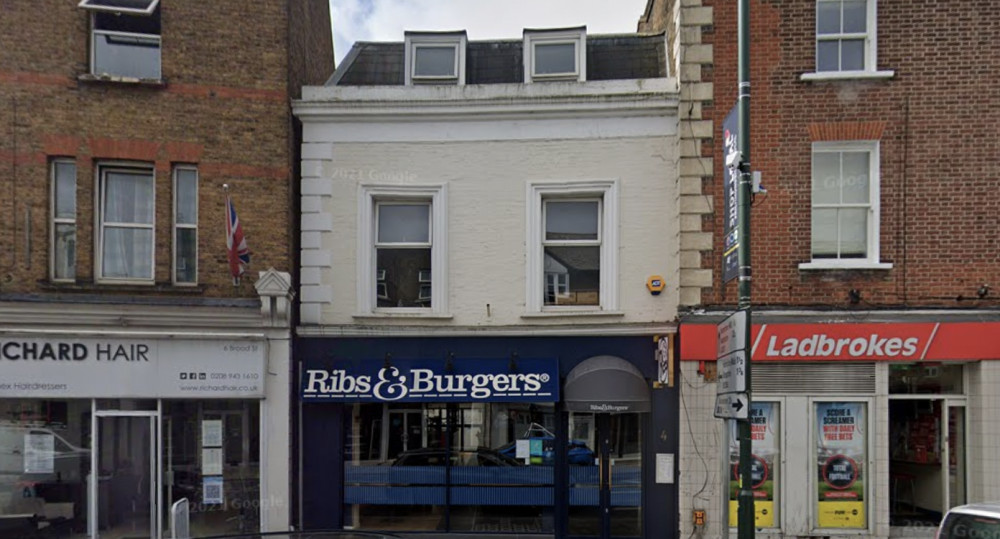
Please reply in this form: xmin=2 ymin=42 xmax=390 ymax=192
xmin=816 ymin=402 xmax=867 ymax=529
xmin=729 ymin=401 xmax=778 ymax=528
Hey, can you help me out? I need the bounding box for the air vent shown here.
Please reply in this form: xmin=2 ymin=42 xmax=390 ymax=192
xmin=753 ymin=362 xmax=875 ymax=394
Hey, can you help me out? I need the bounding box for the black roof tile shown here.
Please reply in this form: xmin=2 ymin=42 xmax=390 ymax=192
xmin=329 ymin=33 xmax=665 ymax=86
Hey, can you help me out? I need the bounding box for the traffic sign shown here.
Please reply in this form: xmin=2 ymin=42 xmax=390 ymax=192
xmin=714 ymin=392 xmax=749 ymax=420
xmin=717 ymin=310 xmax=748 ymax=395
xmin=717 ymin=350 xmax=746 ymax=393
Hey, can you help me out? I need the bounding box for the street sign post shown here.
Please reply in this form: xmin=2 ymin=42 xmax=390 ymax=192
xmin=716 ymin=310 xmax=747 ymax=395
xmin=714 ymin=393 xmax=749 ymax=420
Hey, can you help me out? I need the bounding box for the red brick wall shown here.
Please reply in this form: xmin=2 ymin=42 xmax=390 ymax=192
xmin=0 ymin=0 xmax=332 ymax=298
xmin=706 ymin=0 xmax=1000 ymax=309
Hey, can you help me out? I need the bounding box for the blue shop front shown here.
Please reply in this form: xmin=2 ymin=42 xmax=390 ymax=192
xmin=296 ymin=335 xmax=679 ymax=539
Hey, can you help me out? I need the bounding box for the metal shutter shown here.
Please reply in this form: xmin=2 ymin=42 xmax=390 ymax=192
xmin=752 ymin=362 xmax=876 ymax=394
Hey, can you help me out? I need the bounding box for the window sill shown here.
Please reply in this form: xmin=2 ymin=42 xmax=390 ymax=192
xmin=78 ymin=73 xmax=166 ymax=87
xmin=38 ymin=280 xmax=206 ymax=294
xmin=353 ymin=312 xmax=454 ymax=320
xmin=798 ymin=261 xmax=893 ymax=271
xmin=800 ymin=70 xmax=895 ymax=82
xmin=521 ymin=309 xmax=625 ymax=319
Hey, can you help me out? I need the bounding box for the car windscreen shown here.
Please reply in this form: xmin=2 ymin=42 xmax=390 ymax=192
xmin=940 ymin=512 xmax=1000 ymax=538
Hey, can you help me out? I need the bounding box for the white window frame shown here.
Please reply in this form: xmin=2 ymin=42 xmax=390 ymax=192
xmin=357 ymin=184 xmax=449 ymax=316
xmin=95 ymin=163 xmax=156 ymax=284
xmin=404 ymin=32 xmax=467 ymax=86
xmin=172 ymin=165 xmax=198 ymax=285
xmin=78 ymin=0 xmax=160 ymax=15
xmin=800 ymin=141 xmax=891 ymax=270
xmin=801 ymin=0 xmax=894 ymax=81
xmin=82 ymin=1 xmax=162 ymax=80
xmin=526 ymin=180 xmax=618 ymax=313
xmin=523 ymin=28 xmax=586 ymax=83
xmin=50 ymin=159 xmax=77 ymax=283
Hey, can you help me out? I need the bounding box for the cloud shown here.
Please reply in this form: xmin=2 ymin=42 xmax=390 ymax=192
xmin=330 ymin=0 xmax=649 ymax=64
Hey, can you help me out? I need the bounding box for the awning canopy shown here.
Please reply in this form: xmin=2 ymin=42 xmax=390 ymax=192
xmin=564 ymin=355 xmax=650 ymax=413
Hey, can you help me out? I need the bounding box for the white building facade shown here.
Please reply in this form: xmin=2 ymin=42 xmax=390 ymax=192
xmin=294 ymin=29 xmax=687 ymax=539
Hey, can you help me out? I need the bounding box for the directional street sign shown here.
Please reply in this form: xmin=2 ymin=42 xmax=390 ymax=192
xmin=717 ymin=351 xmax=746 ymax=394
xmin=714 ymin=392 xmax=749 ymax=420
xmin=716 ymin=310 xmax=748 ymax=395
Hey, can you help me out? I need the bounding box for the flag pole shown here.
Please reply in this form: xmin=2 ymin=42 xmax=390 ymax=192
xmin=224 ymin=183 xmax=239 ymax=287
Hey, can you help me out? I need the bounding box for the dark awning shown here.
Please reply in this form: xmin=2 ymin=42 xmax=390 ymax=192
xmin=564 ymin=355 xmax=650 ymax=413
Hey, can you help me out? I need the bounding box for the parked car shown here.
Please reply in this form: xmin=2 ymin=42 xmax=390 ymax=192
xmin=495 ymin=436 xmax=595 ymax=466
xmin=936 ymin=502 xmax=1000 ymax=538
xmin=391 ymin=447 xmax=523 ymax=467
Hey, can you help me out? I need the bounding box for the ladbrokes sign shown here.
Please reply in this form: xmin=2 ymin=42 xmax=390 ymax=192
xmin=681 ymin=322 xmax=1000 ymax=362
xmin=757 ymin=324 xmax=934 ymax=361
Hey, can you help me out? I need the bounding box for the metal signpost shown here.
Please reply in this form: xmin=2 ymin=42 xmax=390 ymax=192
xmin=734 ymin=0 xmax=754 ymax=536
xmin=714 ymin=310 xmax=748 ymax=421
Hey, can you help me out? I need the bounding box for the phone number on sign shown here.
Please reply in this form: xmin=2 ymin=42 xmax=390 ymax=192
xmin=210 ymin=372 xmax=260 ymax=380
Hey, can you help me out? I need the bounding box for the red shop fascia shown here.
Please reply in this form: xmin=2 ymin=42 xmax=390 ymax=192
xmin=679 ymin=321 xmax=1000 ymax=364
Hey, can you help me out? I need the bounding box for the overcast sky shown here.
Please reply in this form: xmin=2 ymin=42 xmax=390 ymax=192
xmin=329 ymin=0 xmax=649 ymax=64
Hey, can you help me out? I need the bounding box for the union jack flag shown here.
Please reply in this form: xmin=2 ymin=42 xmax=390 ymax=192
xmin=226 ymin=194 xmax=250 ymax=285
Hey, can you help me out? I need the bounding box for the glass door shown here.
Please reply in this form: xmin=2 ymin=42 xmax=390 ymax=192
xmin=385 ymin=408 xmax=424 ymax=460
xmin=568 ymin=413 xmax=642 ymax=539
xmin=91 ymin=412 xmax=157 ymax=538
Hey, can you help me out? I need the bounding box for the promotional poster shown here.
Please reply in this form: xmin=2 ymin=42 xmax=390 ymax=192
xmin=816 ymin=402 xmax=867 ymax=528
xmin=729 ymin=402 xmax=778 ymax=528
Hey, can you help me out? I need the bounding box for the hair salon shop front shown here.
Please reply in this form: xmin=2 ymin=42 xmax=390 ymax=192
xmin=0 ymin=333 xmax=275 ymax=538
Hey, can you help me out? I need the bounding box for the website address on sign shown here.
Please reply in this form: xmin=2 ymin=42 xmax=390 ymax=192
xmin=180 ymin=384 xmax=258 ymax=393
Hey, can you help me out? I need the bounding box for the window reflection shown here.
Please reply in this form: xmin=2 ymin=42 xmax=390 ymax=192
xmin=344 ymin=402 xmax=556 ymax=532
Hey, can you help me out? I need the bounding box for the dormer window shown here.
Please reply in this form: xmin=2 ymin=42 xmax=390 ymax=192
xmin=404 ymin=31 xmax=467 ymax=85
xmin=524 ymin=27 xmax=586 ymax=83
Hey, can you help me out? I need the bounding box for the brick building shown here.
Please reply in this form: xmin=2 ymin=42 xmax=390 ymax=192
xmin=643 ymin=0 xmax=1000 ymax=537
xmin=0 ymin=0 xmax=332 ymax=536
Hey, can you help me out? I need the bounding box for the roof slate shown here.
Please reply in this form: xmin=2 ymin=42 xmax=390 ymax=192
xmin=329 ymin=33 xmax=666 ymax=86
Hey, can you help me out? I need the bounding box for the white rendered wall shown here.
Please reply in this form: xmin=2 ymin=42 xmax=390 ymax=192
xmin=262 ymin=334 xmax=291 ymax=531
xmin=300 ymin=135 xmax=680 ymax=328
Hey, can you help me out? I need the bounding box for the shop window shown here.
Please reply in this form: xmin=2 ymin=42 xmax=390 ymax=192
xmin=815 ymin=401 xmax=868 ymax=530
xmin=889 ymin=363 xmax=964 ymax=394
xmin=0 ymin=399 xmax=91 ymax=535
xmin=359 ymin=185 xmax=448 ymax=314
xmin=728 ymin=401 xmax=780 ymax=529
xmin=344 ymin=402 xmax=556 ymax=533
xmin=81 ymin=0 xmax=162 ymax=80
xmin=96 ymin=164 xmax=155 ymax=282
xmin=50 ymin=159 xmax=77 ymax=282
xmin=527 ymin=181 xmax=618 ymax=312
xmin=172 ymin=166 xmax=198 ymax=284
xmin=161 ymin=400 xmax=260 ymax=537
